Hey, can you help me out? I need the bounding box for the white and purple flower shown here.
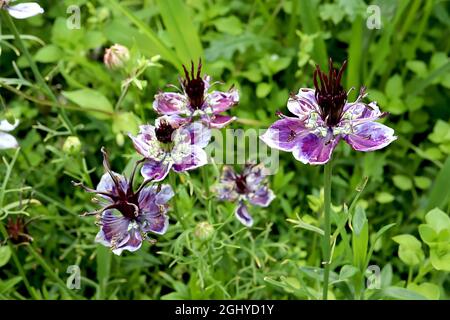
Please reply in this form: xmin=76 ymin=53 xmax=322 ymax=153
xmin=260 ymin=59 xmax=397 ymax=165
xmin=0 ymin=119 xmax=19 ymax=150
xmin=215 ymin=163 xmax=275 ymax=227
xmin=0 ymin=0 xmax=44 ymax=19
xmin=153 ymin=60 xmax=239 ymax=129
xmin=73 ymin=148 xmax=174 ymax=255
xmin=129 ymin=115 xmax=211 ymax=182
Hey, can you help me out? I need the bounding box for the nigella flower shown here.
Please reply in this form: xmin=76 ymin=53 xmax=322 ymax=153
xmin=73 ymin=148 xmax=174 ymax=255
xmin=0 ymin=0 xmax=44 ymax=19
xmin=129 ymin=115 xmax=211 ymax=182
xmin=0 ymin=119 xmax=19 ymax=149
xmin=260 ymin=59 xmax=397 ymax=164
xmin=215 ymin=163 xmax=275 ymax=227
xmin=153 ymin=60 xmax=239 ymax=129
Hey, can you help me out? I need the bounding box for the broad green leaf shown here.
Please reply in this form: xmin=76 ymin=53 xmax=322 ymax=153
xmin=414 ymin=176 xmax=432 ymax=190
xmin=379 ymin=286 xmax=427 ymax=300
xmin=426 ymin=156 xmax=450 ymax=210
xmin=407 ymin=283 xmax=440 ymax=300
xmin=0 ymin=246 xmax=12 ymax=268
xmin=256 ymin=82 xmax=272 ymax=98
xmin=62 ymin=89 xmax=113 ymax=120
xmin=339 ymin=265 xmax=358 ymax=280
xmin=424 ymin=208 xmax=450 ymax=233
xmin=352 ymin=206 xmax=368 ymax=271
xmin=34 ymin=45 xmax=63 ymax=63
xmin=112 ymin=112 xmax=140 ymax=135
xmin=392 ymin=234 xmax=424 ymax=266
xmin=392 ymin=175 xmax=413 ymax=191
xmin=430 ymin=246 xmax=450 ymax=271
xmin=376 ymin=192 xmax=395 ymax=204
xmin=213 ymin=16 xmax=243 ymax=36
xmin=385 ymin=74 xmax=403 ymax=99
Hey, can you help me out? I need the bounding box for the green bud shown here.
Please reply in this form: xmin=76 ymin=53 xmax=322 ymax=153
xmin=63 ymin=136 xmax=81 ymax=155
xmin=116 ymin=133 xmax=125 ymax=147
xmin=194 ymin=221 xmax=214 ymax=241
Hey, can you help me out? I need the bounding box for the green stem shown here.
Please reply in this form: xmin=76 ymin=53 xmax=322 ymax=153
xmin=169 ymin=173 xmax=188 ymax=229
xmin=26 ymin=245 xmax=81 ymax=299
xmin=2 ymin=13 xmax=75 ymax=134
xmin=0 ymin=147 xmax=20 ymax=208
xmin=322 ymin=161 xmax=332 ymax=300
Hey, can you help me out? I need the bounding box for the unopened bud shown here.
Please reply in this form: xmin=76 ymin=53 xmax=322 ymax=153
xmin=104 ymin=44 xmax=130 ymax=69
xmin=194 ymin=221 xmax=214 ymax=241
xmin=63 ymin=136 xmax=81 ymax=155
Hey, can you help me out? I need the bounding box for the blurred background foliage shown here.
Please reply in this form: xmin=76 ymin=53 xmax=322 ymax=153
xmin=0 ymin=0 xmax=449 ymax=299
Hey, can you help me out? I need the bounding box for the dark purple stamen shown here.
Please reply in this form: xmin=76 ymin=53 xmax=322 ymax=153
xmin=313 ymin=58 xmax=348 ymax=127
xmin=6 ymin=217 xmax=33 ymax=244
xmin=155 ymin=120 xmax=176 ymax=144
xmin=73 ymin=148 xmax=152 ymax=220
xmin=182 ymin=59 xmax=205 ymax=110
xmin=235 ymin=174 xmax=248 ymax=194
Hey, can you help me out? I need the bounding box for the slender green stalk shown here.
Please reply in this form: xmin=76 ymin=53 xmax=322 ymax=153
xmin=322 ymin=161 xmax=332 ymax=300
xmin=0 ymin=147 xmax=20 ymax=208
xmin=201 ymin=166 xmax=216 ymax=224
xmin=169 ymin=173 xmax=188 ymax=229
xmin=2 ymin=12 xmax=75 ymax=134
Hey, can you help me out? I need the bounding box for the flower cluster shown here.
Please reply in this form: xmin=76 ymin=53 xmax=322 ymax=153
xmin=260 ymin=59 xmax=397 ymax=164
xmin=215 ymin=163 xmax=275 ymax=227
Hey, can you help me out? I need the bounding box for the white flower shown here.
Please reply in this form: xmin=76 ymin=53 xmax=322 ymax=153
xmin=0 ymin=1 xmax=44 ymax=19
xmin=0 ymin=119 xmax=19 ymax=149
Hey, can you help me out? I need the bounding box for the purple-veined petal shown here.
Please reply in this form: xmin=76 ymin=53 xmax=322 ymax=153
xmin=215 ymin=180 xmax=239 ymax=202
xmin=208 ymin=89 xmax=239 ymax=113
xmin=344 ymin=122 xmax=397 ymax=152
xmin=287 ymin=88 xmax=319 ymax=117
xmin=139 ymin=210 xmax=169 ymax=235
xmin=0 ymin=119 xmax=19 ymax=132
xmin=0 ymin=132 xmax=19 ymax=149
xmin=153 ymin=92 xmax=188 ymax=115
xmin=343 ymin=101 xmax=384 ymax=122
xmin=235 ymin=202 xmax=253 ymax=227
xmin=172 ymin=145 xmax=208 ymax=172
xmin=292 ymin=132 xmax=340 ymax=165
xmin=179 ymin=122 xmax=212 ymax=148
xmin=141 ymin=159 xmax=172 ymax=182
xmin=248 ymin=186 xmax=275 ymax=207
xmin=221 ymin=165 xmax=237 ymax=182
xmin=95 ymin=210 xmax=130 ymax=249
xmin=260 ymin=117 xmax=307 ymax=152
xmin=156 ymin=114 xmax=188 ymax=129
xmin=155 ymin=184 xmax=174 ymax=205
xmin=111 ymin=227 xmax=143 ymax=255
xmin=7 ymin=3 xmax=44 ymax=19
xmin=244 ymin=163 xmax=267 ymax=189
xmin=208 ymin=115 xmax=236 ymax=129
xmin=96 ymin=172 xmax=128 ymax=198
xmin=128 ymin=125 xmax=157 ymax=157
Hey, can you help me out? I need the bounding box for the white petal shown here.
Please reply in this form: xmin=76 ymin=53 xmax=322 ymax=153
xmin=0 ymin=119 xmax=19 ymax=132
xmin=0 ymin=132 xmax=19 ymax=149
xmin=7 ymin=3 xmax=44 ymax=19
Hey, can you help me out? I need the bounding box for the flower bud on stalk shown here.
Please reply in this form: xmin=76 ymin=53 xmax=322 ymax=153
xmin=103 ymin=44 xmax=130 ymax=70
xmin=194 ymin=221 xmax=214 ymax=241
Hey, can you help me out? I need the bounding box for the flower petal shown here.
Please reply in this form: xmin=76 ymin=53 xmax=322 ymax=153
xmin=96 ymin=172 xmax=128 ymax=198
xmin=260 ymin=117 xmax=307 ymax=152
xmin=179 ymin=122 xmax=212 ymax=148
xmin=155 ymin=184 xmax=175 ymax=205
xmin=343 ymin=101 xmax=384 ymax=121
xmin=215 ymin=180 xmax=239 ymax=202
xmin=153 ymin=92 xmax=188 ymax=115
xmin=208 ymin=115 xmax=236 ymax=129
xmin=111 ymin=228 xmax=143 ymax=255
xmin=141 ymin=159 xmax=172 ymax=182
xmin=344 ymin=122 xmax=397 ymax=152
xmin=287 ymin=88 xmax=319 ymax=117
xmin=243 ymin=163 xmax=268 ymax=188
xmin=172 ymin=145 xmax=208 ymax=172
xmin=235 ymin=202 xmax=253 ymax=227
xmin=128 ymin=125 xmax=156 ymax=157
xmin=248 ymin=186 xmax=275 ymax=207
xmin=0 ymin=119 xmax=19 ymax=132
xmin=7 ymin=3 xmax=44 ymax=19
xmin=292 ymin=132 xmax=340 ymax=165
xmin=0 ymin=132 xmax=19 ymax=149
xmin=208 ymin=89 xmax=239 ymax=113
xmin=139 ymin=210 xmax=169 ymax=235
xmin=95 ymin=210 xmax=131 ymax=251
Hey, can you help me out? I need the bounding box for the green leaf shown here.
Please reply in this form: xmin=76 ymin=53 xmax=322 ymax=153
xmin=430 ymin=245 xmax=450 ymax=271
xmin=385 ymin=74 xmax=404 ymax=99
xmin=213 ymin=16 xmax=243 ymax=36
xmin=426 ymin=156 xmax=450 ymax=210
xmin=34 ymin=45 xmax=63 ymax=63
xmin=376 ymin=192 xmax=395 ymax=204
xmin=407 ymin=283 xmax=440 ymax=300
xmin=96 ymin=245 xmax=111 ymax=298
xmin=112 ymin=112 xmax=141 ymax=135
xmin=352 ymin=206 xmax=367 ymax=236
xmin=62 ymin=89 xmax=113 ymax=119
xmin=256 ymin=82 xmax=272 ymax=98
xmin=392 ymin=234 xmax=424 ymax=266
xmin=406 ymin=60 xmax=428 ymax=77
xmin=424 ymin=208 xmax=450 ymax=233
xmin=352 ymin=206 xmax=368 ymax=271
xmin=339 ymin=265 xmax=358 ymax=280
xmin=414 ymin=176 xmax=432 ymax=190
xmin=0 ymin=246 xmax=12 ymax=268
xmin=379 ymin=286 xmax=427 ymax=300
xmin=156 ymin=0 xmax=203 ymax=65
xmin=392 ymin=175 xmax=413 ymax=191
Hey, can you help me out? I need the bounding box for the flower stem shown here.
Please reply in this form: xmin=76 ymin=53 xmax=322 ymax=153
xmin=169 ymin=173 xmax=188 ymax=229
xmin=2 ymin=12 xmax=75 ymax=134
xmin=322 ymin=161 xmax=332 ymax=300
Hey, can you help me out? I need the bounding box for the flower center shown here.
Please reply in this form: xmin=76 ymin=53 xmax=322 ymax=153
xmin=155 ymin=120 xmax=176 ymax=144
xmin=313 ymin=59 xmax=348 ymax=127
xmin=235 ymin=174 xmax=248 ymax=194
xmin=116 ymin=199 xmax=139 ymax=219
xmin=182 ymin=60 xmax=205 ymax=110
